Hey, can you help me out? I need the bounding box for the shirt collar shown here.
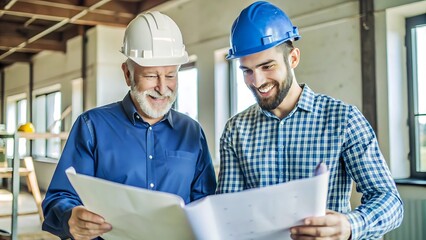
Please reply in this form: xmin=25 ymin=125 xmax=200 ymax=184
xmin=121 ymin=91 xmax=175 ymax=128
xmin=259 ymin=84 xmax=315 ymax=119
xmin=297 ymin=84 xmax=315 ymax=112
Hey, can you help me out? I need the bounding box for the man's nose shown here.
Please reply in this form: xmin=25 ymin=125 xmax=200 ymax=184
xmin=250 ymin=70 xmax=265 ymax=88
xmin=154 ymin=76 xmax=167 ymax=94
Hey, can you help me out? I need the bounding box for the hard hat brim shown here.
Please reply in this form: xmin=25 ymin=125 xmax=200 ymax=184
xmin=228 ymin=37 xmax=301 ymax=60
xmin=226 ymin=39 xmax=288 ymax=60
xmin=129 ymin=53 xmax=189 ymax=67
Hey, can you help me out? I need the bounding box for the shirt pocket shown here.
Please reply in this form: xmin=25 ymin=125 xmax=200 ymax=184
xmin=163 ymin=150 xmax=198 ymax=177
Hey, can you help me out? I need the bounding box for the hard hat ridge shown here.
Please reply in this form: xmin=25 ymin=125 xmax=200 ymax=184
xmin=227 ymin=1 xmax=300 ymax=59
xmin=121 ymin=11 xmax=189 ymax=66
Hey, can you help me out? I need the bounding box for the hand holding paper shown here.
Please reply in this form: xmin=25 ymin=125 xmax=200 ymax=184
xmin=68 ymin=206 xmax=112 ymax=239
xmin=66 ymin=164 xmax=329 ymax=240
xmin=290 ymin=163 xmax=351 ymax=239
xmin=65 ymin=167 xmax=194 ymax=240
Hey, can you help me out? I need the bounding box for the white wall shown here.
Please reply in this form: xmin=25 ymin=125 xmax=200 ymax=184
xmin=294 ymin=1 xmax=362 ymax=107
xmin=82 ymin=25 xmax=128 ymax=110
xmin=4 ymin=63 xmax=30 ymax=98
xmin=95 ymin=26 xmax=128 ymax=106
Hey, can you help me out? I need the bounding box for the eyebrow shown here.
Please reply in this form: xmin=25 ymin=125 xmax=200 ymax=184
xmin=239 ymin=60 xmax=275 ymax=70
xmin=141 ymin=70 xmax=178 ymax=75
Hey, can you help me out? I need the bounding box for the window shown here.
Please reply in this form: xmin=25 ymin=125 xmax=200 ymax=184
xmin=176 ymin=62 xmax=198 ymax=120
xmin=33 ymin=91 xmax=61 ymax=159
xmin=230 ymin=59 xmax=256 ymax=116
xmin=6 ymin=95 xmax=28 ymax=158
xmin=406 ymin=14 xmax=426 ymax=178
xmin=16 ymin=99 xmax=28 ymax=157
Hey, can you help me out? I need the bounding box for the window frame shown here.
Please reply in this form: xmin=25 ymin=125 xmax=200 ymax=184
xmin=229 ymin=59 xmax=239 ymax=116
xmin=32 ymin=90 xmax=62 ymax=159
xmin=16 ymin=98 xmax=28 ymax=157
xmin=5 ymin=93 xmax=28 ymax=158
xmin=229 ymin=59 xmax=257 ymax=116
xmin=175 ymin=61 xmax=199 ymax=120
xmin=406 ymin=13 xmax=426 ymax=179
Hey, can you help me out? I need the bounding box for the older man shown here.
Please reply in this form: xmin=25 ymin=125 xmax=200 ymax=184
xmin=42 ymin=11 xmax=216 ymax=240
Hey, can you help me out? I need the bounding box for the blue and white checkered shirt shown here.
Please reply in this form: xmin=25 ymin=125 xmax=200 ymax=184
xmin=217 ymin=85 xmax=403 ymax=239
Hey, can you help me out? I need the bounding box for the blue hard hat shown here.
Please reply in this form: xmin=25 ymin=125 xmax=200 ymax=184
xmin=227 ymin=1 xmax=300 ymax=59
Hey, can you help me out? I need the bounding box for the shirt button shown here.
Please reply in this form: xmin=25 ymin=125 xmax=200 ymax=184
xmin=149 ymin=155 xmax=153 ymax=159
xmin=149 ymin=127 xmax=152 ymax=131
xmin=150 ymin=183 xmax=154 ymax=188
xmin=136 ymin=115 xmax=140 ymax=119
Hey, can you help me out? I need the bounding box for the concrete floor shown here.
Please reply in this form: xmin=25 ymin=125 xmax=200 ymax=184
xmin=0 ymin=190 xmax=57 ymax=240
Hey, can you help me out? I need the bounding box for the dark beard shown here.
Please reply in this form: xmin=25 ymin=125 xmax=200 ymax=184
xmin=250 ymin=66 xmax=294 ymax=111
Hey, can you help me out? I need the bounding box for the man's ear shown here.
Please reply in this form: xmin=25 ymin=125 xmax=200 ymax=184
xmin=122 ymin=62 xmax=131 ymax=86
xmin=289 ymin=48 xmax=300 ymax=69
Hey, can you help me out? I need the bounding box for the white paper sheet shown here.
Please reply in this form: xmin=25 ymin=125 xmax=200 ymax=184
xmin=185 ymin=172 xmax=329 ymax=240
xmin=65 ymin=167 xmax=195 ymax=240
xmin=65 ymin=167 xmax=329 ymax=240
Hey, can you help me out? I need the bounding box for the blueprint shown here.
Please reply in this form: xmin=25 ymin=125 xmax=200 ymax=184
xmin=66 ymin=167 xmax=329 ymax=240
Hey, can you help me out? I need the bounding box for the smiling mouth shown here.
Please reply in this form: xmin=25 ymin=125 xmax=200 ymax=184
xmin=150 ymin=96 xmax=166 ymax=100
xmin=257 ymin=83 xmax=275 ymax=94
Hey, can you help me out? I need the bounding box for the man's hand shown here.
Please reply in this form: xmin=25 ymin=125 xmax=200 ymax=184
xmin=68 ymin=206 xmax=112 ymax=240
xmin=290 ymin=210 xmax=351 ymax=240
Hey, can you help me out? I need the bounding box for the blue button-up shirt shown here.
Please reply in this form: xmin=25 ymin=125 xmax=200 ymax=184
xmin=217 ymin=85 xmax=403 ymax=239
xmin=42 ymin=92 xmax=217 ymax=238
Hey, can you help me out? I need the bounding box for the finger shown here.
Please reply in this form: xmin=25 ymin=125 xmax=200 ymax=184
xmin=70 ymin=225 xmax=111 ymax=240
xmin=326 ymin=209 xmax=337 ymax=214
xmin=71 ymin=231 xmax=97 ymax=240
xmin=304 ymin=213 xmax=340 ymax=226
xmin=69 ymin=207 xmax=112 ymax=239
xmin=76 ymin=209 xmax=107 ymax=224
xmin=76 ymin=218 xmax=112 ymax=230
xmin=290 ymin=234 xmax=329 ymax=240
xmin=291 ymin=225 xmax=338 ymax=237
xmin=70 ymin=229 xmax=98 ymax=240
xmin=290 ymin=234 xmax=341 ymax=240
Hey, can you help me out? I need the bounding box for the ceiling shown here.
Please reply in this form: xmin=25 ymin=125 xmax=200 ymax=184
xmin=0 ymin=0 xmax=173 ymax=70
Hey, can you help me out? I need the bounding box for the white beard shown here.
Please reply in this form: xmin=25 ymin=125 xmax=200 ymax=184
xmin=131 ymin=86 xmax=177 ymax=119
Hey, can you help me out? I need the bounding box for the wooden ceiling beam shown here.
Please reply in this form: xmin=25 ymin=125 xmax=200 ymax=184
xmin=0 ymin=46 xmax=39 ymax=53
xmin=0 ymin=36 xmax=66 ymax=52
xmin=3 ymin=1 xmax=135 ymax=26
xmin=0 ymin=51 xmax=34 ymax=63
xmin=137 ymin=0 xmax=170 ymax=13
xmin=0 ymin=21 xmax=64 ymax=40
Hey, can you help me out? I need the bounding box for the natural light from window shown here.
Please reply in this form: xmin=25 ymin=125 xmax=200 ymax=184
xmin=6 ymin=97 xmax=28 ymax=158
xmin=416 ymin=25 xmax=426 ymax=171
xmin=177 ymin=67 xmax=198 ymax=120
xmin=416 ymin=25 xmax=425 ymax=121
xmin=234 ymin=60 xmax=256 ymax=114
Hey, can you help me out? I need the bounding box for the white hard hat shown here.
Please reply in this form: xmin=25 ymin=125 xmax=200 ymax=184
xmin=121 ymin=11 xmax=189 ymax=66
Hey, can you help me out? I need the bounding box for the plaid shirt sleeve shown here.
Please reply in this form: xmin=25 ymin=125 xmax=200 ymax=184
xmin=216 ymin=120 xmax=245 ymax=193
xmin=342 ymin=106 xmax=403 ymax=239
xmin=215 ymin=85 xmax=402 ymax=239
